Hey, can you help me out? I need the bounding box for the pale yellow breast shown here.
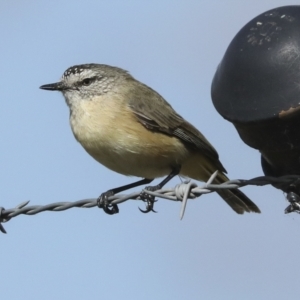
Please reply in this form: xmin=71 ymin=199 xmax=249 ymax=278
xmin=69 ymin=95 xmax=189 ymax=178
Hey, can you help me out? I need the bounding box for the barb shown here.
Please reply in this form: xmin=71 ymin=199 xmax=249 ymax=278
xmin=1 ymin=173 xmax=300 ymax=233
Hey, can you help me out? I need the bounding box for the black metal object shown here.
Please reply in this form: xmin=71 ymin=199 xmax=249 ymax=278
xmin=211 ymin=5 xmax=300 ymax=194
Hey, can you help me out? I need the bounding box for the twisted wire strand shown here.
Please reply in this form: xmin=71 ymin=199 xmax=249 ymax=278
xmin=1 ymin=173 xmax=299 ymax=234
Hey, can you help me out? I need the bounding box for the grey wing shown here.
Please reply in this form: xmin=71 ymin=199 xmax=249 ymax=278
xmin=127 ymin=79 xmax=223 ymax=165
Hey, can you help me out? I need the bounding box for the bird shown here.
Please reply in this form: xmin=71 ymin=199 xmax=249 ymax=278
xmin=40 ymin=64 xmax=260 ymax=215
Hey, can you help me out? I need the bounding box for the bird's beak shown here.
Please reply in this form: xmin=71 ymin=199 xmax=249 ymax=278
xmin=40 ymin=82 xmax=65 ymax=91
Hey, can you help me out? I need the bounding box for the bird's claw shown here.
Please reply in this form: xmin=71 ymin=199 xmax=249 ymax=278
xmin=285 ymin=191 xmax=300 ymax=214
xmin=97 ymin=191 xmax=119 ymax=215
xmin=139 ymin=186 xmax=159 ymax=213
xmin=138 ymin=197 xmax=157 ymax=213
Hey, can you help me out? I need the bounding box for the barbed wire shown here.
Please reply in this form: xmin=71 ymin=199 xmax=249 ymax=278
xmin=1 ymin=171 xmax=300 ymax=234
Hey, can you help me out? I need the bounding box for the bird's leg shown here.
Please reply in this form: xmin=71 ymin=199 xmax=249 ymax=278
xmin=139 ymin=166 xmax=181 ymax=213
xmin=97 ymin=178 xmax=154 ymax=215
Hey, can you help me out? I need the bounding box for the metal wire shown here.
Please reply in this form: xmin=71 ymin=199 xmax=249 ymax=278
xmin=1 ymin=173 xmax=300 ymax=234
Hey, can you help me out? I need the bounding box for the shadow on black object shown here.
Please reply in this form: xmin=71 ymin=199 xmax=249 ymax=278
xmin=211 ymin=5 xmax=300 ymax=211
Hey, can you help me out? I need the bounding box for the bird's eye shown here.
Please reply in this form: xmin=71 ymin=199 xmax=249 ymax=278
xmin=82 ymin=78 xmax=92 ymax=86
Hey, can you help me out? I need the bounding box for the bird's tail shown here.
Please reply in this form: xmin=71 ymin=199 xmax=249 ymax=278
xmin=214 ymin=172 xmax=260 ymax=214
xmin=181 ymin=153 xmax=260 ymax=214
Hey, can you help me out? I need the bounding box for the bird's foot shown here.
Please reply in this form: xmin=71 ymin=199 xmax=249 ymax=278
xmin=97 ymin=190 xmax=119 ymax=215
xmin=285 ymin=191 xmax=300 ymax=214
xmin=139 ymin=185 xmax=159 ymax=213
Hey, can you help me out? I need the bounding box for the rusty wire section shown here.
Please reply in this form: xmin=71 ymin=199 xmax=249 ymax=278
xmin=1 ymin=172 xmax=300 ymax=234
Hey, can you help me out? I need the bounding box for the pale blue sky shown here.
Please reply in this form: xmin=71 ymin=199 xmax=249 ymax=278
xmin=1 ymin=1 xmax=300 ymax=299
